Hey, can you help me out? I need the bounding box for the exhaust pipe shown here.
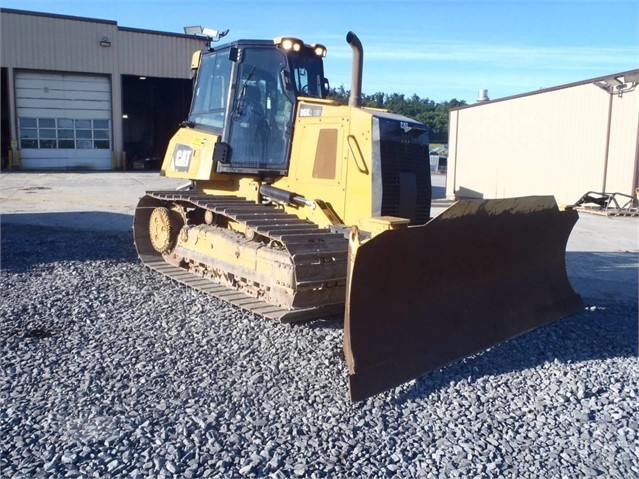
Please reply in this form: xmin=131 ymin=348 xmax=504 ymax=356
xmin=346 ymin=31 xmax=363 ymax=108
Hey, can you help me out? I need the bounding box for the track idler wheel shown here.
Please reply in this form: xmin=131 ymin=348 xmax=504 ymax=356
xmin=149 ymin=207 xmax=180 ymax=254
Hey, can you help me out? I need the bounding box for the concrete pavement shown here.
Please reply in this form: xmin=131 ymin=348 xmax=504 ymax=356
xmin=0 ymin=171 xmax=185 ymax=232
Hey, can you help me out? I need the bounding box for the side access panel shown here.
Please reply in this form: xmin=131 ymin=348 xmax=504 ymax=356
xmin=344 ymin=196 xmax=583 ymax=402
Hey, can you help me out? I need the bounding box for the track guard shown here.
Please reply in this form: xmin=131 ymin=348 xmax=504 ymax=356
xmin=344 ymin=196 xmax=583 ymax=402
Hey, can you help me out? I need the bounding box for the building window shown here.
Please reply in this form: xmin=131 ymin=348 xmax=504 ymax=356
xmin=18 ymin=118 xmax=111 ymax=150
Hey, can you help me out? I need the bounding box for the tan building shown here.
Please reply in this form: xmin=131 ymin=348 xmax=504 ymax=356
xmin=1 ymin=8 xmax=208 ymax=170
xmin=447 ymin=70 xmax=639 ymax=205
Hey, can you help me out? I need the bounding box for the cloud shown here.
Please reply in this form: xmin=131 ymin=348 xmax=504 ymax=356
xmin=328 ymin=41 xmax=638 ymax=72
xmin=322 ymin=35 xmax=638 ymax=102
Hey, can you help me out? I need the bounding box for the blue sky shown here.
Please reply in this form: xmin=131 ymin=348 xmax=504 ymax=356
xmin=2 ymin=0 xmax=637 ymax=103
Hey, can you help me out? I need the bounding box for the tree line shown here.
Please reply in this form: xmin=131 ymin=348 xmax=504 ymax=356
xmin=328 ymin=87 xmax=466 ymax=143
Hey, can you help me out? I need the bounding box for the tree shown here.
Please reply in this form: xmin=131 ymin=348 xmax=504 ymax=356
xmin=327 ymin=87 xmax=466 ymax=143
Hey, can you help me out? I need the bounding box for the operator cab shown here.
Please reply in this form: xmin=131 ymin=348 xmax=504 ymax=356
xmin=187 ymin=37 xmax=329 ymax=175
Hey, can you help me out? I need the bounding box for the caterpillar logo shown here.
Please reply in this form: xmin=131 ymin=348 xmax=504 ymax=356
xmin=172 ymin=144 xmax=194 ymax=172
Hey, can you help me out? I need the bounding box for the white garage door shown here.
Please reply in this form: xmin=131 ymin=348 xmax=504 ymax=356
xmin=16 ymin=71 xmax=112 ymax=170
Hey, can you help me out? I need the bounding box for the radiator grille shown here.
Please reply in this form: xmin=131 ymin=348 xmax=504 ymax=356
xmin=380 ymin=140 xmax=432 ymax=224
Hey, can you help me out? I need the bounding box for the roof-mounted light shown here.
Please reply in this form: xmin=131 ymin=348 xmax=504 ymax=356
xmin=274 ymin=37 xmax=327 ymax=57
xmin=312 ymin=44 xmax=327 ymax=57
xmin=276 ymin=37 xmax=303 ymax=52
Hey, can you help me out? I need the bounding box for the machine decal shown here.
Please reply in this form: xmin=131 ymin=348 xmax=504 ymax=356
xmin=299 ymin=105 xmax=323 ymax=117
xmin=191 ymin=136 xmax=207 ymax=147
xmin=172 ymin=144 xmax=194 ymax=172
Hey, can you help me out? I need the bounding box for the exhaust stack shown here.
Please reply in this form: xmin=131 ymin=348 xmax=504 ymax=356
xmin=346 ymin=31 xmax=363 ymax=107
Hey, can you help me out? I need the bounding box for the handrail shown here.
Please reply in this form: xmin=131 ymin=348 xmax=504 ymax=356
xmin=347 ymin=135 xmax=369 ymax=174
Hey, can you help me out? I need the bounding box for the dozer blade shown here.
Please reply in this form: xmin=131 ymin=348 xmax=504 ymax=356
xmin=344 ymin=196 xmax=583 ymax=402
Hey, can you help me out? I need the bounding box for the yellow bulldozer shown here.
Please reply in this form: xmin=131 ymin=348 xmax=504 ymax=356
xmin=134 ymin=31 xmax=582 ymax=401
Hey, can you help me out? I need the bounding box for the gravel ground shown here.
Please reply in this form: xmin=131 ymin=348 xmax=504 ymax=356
xmin=1 ymin=224 xmax=637 ymax=478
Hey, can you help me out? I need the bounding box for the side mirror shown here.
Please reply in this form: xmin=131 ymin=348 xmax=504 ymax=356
xmin=280 ymin=70 xmax=292 ymax=91
xmin=322 ymin=78 xmax=330 ymax=97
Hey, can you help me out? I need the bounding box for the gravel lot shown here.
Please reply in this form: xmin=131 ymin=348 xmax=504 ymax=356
xmin=1 ymin=171 xmax=638 ymax=478
xmin=1 ymin=221 xmax=637 ymax=478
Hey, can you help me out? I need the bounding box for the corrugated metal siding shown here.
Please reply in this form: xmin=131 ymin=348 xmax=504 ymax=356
xmin=1 ymin=10 xmax=205 ymax=78
xmin=447 ymin=82 xmax=638 ymax=204
xmin=1 ymin=12 xmax=117 ymax=73
xmin=446 ymin=110 xmax=459 ymax=197
xmin=117 ymin=29 xmax=206 ymax=78
xmin=605 ymin=93 xmax=639 ymax=195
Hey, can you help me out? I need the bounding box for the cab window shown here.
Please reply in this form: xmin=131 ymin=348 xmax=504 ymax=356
xmin=189 ymin=50 xmax=233 ymax=130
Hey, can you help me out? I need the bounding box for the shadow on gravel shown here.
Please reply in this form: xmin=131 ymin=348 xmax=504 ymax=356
xmin=393 ymin=302 xmax=638 ymax=404
xmin=390 ymin=250 xmax=638 ymax=404
xmin=566 ymin=251 xmax=638 ymax=304
xmin=1 ymin=211 xmax=134 ymax=233
xmin=362 ymin=250 xmax=636 ymax=405
xmin=1 ymin=221 xmax=136 ymax=271
xmin=295 ymin=252 xmax=639 ymax=405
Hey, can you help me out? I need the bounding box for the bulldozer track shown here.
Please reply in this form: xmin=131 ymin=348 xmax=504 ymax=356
xmin=134 ymin=191 xmax=348 ymax=323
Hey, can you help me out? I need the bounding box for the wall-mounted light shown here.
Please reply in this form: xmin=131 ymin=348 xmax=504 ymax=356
xmin=100 ymin=36 xmax=111 ymax=48
xmin=594 ymin=74 xmax=638 ymax=98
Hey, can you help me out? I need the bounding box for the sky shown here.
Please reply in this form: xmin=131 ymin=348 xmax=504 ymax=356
xmin=1 ymin=0 xmax=637 ymax=103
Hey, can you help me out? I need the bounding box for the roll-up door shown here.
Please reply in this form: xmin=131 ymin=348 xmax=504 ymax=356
xmin=16 ymin=71 xmax=112 ymax=170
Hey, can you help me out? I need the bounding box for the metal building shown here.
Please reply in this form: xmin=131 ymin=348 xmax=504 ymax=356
xmin=0 ymin=8 xmax=208 ymax=170
xmin=447 ymin=70 xmax=639 ymax=205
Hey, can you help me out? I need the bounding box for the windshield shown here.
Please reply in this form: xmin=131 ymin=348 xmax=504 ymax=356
xmin=188 ymin=49 xmax=233 ymax=130
xmin=287 ymin=52 xmax=326 ymax=98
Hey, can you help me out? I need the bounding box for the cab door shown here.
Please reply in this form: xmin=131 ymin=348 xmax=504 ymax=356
xmin=220 ymin=47 xmax=294 ymax=175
